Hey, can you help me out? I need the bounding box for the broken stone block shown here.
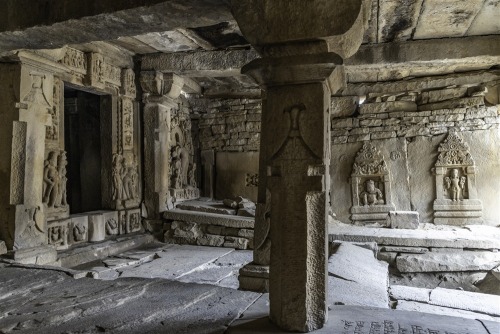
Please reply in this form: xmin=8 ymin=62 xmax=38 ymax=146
xmin=331 ymin=96 xmax=358 ymax=118
xmin=419 ymin=87 xmax=468 ymax=104
xmin=13 ymin=246 xmax=58 ymax=265
xmin=88 ymin=212 xmax=106 ymax=242
xmin=197 ymin=234 xmax=225 ymax=247
xmin=224 ymin=236 xmax=249 ymax=250
xmin=396 ymin=251 xmax=500 ymax=273
xmin=475 ymin=266 xmax=500 ymax=295
xmin=360 ymin=101 xmax=417 ymax=115
xmin=418 ymin=96 xmax=484 ymax=111
xmin=387 ymin=211 xmax=419 ymax=229
xmin=0 ymin=240 xmax=6 ymax=255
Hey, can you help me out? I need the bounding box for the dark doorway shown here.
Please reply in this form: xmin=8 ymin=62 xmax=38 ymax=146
xmin=64 ymin=87 xmax=109 ymax=214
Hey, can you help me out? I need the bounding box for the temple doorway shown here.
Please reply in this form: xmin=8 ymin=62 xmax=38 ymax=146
xmin=64 ymin=86 xmax=110 ymax=214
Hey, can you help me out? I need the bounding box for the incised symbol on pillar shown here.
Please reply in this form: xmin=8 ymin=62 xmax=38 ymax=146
xmin=43 ymin=150 xmax=68 ymax=209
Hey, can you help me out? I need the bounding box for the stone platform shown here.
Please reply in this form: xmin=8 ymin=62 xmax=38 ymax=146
xmin=163 ymin=209 xmax=255 ymax=250
xmin=228 ymin=302 xmax=499 ymax=334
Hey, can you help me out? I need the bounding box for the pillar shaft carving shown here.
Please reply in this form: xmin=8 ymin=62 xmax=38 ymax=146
xmin=230 ymin=0 xmax=371 ymax=331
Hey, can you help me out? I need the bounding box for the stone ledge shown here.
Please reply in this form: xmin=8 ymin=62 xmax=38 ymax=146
xmin=164 ymin=209 xmax=255 ymax=229
xmin=328 ymin=222 xmax=500 ymax=250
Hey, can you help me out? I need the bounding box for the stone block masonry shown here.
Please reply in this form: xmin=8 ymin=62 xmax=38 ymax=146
xmin=198 ymin=98 xmax=262 ymax=152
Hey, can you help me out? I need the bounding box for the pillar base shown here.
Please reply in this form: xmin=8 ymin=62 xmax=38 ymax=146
xmin=239 ymin=263 xmax=269 ymax=293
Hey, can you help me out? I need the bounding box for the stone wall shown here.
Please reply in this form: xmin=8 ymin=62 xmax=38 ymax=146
xmin=197 ymin=98 xmax=262 ymax=152
xmin=330 ymin=85 xmax=500 ymax=227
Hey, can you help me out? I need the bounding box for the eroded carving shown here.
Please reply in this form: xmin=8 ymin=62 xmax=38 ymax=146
xmin=46 ymin=77 xmax=60 ymax=141
xmin=121 ymin=68 xmax=136 ymax=98
xmin=61 ymin=48 xmax=87 ymax=71
xmin=121 ymin=98 xmax=134 ymax=151
xmin=112 ymin=153 xmax=139 ymax=203
xmin=350 ymin=142 xmax=394 ymax=226
xmin=105 ymin=218 xmax=119 ymax=236
xmin=73 ymin=224 xmax=87 ymax=242
xmin=48 ymin=222 xmax=69 ymax=250
xmin=433 ymin=132 xmax=483 ymax=225
xmin=43 ymin=150 xmax=68 ymax=209
xmin=360 ymin=179 xmax=384 ymax=206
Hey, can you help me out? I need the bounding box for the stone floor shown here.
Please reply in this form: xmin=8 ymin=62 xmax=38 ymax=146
xmin=0 ymin=240 xmax=499 ymax=333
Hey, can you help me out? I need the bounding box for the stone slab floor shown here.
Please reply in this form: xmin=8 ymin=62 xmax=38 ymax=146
xmin=0 ymin=241 xmax=498 ymax=333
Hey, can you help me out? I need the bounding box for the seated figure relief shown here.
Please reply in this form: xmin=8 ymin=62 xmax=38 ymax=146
xmin=360 ymin=179 xmax=385 ymax=206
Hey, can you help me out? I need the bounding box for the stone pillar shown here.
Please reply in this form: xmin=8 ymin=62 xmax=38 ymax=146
xmin=230 ymin=0 xmax=371 ymax=331
xmin=140 ymin=72 xmax=184 ymax=218
xmin=0 ymin=63 xmax=56 ymax=263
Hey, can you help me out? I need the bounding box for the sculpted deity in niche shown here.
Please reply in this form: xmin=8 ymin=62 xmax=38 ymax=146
xmin=360 ymin=180 xmax=385 ymax=206
xmin=112 ymin=154 xmax=125 ymax=201
xmin=123 ymin=155 xmax=139 ymax=200
xmin=43 ymin=150 xmax=68 ymax=208
xmin=445 ymin=168 xmax=466 ymax=201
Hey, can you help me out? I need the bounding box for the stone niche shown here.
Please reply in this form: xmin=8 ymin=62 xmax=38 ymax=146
xmin=350 ymin=142 xmax=395 ymax=226
xmin=433 ymin=132 xmax=483 ymax=226
xmin=169 ymin=103 xmax=200 ymax=203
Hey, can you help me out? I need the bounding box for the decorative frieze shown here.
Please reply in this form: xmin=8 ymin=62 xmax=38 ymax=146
xmin=46 ymin=77 xmax=61 ymax=141
xmin=121 ymin=98 xmax=134 ymax=151
xmin=60 ymin=47 xmax=87 ymax=73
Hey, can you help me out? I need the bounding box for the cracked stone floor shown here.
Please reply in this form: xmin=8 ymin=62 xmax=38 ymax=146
xmin=0 ymin=241 xmax=498 ymax=333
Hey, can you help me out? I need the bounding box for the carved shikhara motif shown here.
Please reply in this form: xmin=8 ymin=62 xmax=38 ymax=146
xmin=43 ymin=150 xmax=68 ymax=209
xmin=433 ymin=132 xmax=483 ymax=225
xmin=350 ymin=142 xmax=394 ymax=226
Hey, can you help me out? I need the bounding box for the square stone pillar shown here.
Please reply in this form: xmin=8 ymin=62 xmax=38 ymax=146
xmin=140 ymin=72 xmax=184 ymax=218
xmin=243 ymin=55 xmax=345 ymax=332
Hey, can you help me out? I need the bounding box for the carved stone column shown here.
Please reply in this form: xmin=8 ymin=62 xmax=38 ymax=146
xmin=230 ymin=0 xmax=371 ymax=331
xmin=140 ymin=71 xmax=184 ymax=218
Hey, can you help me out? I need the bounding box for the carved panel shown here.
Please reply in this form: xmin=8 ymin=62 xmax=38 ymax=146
xmin=60 ymin=47 xmax=87 ymax=73
xmin=105 ymin=217 xmax=119 ymax=236
xmin=104 ymin=63 xmax=122 ymax=86
xmin=85 ymin=53 xmax=105 ymax=89
xmin=112 ymin=153 xmax=139 ymax=207
xmin=121 ymin=69 xmax=136 ymax=98
xmin=47 ymin=220 xmax=70 ymax=250
xmin=69 ymin=218 xmax=88 ymax=245
xmin=46 ymin=77 xmax=61 ymax=141
xmin=43 ymin=150 xmax=69 ymax=220
xmin=121 ymin=98 xmax=134 ymax=151
xmin=127 ymin=209 xmax=142 ymax=233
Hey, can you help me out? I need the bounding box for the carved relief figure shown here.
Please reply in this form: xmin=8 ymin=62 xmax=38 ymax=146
xmin=43 ymin=151 xmax=61 ymax=207
xmin=112 ymin=154 xmax=125 ymax=200
xmin=105 ymin=219 xmax=119 ymax=235
xmin=48 ymin=225 xmax=68 ymax=247
xmin=56 ymin=152 xmax=68 ymax=207
xmin=123 ymin=155 xmax=139 ymax=200
xmin=444 ymin=169 xmax=466 ymax=201
xmin=188 ymin=163 xmax=197 ymax=188
xmin=73 ymin=224 xmax=87 ymax=242
xmin=360 ymin=180 xmax=384 ymax=206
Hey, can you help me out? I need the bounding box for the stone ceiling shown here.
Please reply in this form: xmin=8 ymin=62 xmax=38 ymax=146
xmin=0 ymin=0 xmax=498 ymax=96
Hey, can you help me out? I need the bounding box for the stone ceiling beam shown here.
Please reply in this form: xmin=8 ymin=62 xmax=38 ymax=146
xmin=0 ymin=0 xmax=231 ymax=53
xmin=140 ymin=49 xmax=260 ymax=77
xmin=345 ymin=35 xmax=500 ymax=82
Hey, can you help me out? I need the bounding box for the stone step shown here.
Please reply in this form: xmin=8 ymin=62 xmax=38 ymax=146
xmin=59 ymin=233 xmax=155 ymax=268
xmin=328 ymin=242 xmax=389 ymax=309
xmin=391 ymin=285 xmax=500 ymax=320
xmin=329 ymin=221 xmax=500 ymax=250
xmin=164 ymin=209 xmax=254 ymax=229
xmin=396 ymin=251 xmax=500 ymax=273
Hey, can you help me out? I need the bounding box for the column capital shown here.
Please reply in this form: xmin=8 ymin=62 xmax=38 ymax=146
xmin=140 ymin=71 xmax=184 ymax=105
xmin=242 ymin=53 xmax=346 ymax=94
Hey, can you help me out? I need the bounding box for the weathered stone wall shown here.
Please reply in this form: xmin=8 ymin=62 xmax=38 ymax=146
xmin=197 ymin=98 xmax=262 ymax=152
xmin=330 ymin=85 xmax=500 ymax=227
